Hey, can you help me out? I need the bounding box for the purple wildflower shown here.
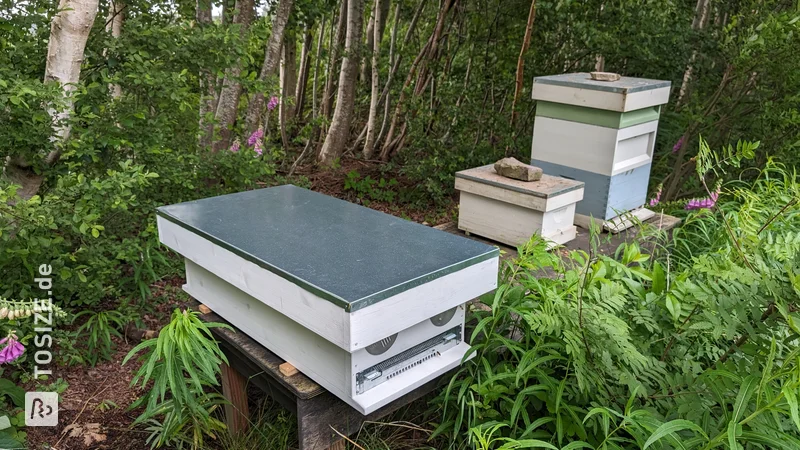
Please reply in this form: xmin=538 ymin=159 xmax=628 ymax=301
xmin=0 ymin=334 xmax=24 ymax=364
xmin=254 ymin=140 xmax=263 ymax=156
xmin=267 ymin=96 xmax=279 ymax=111
xmin=672 ymin=136 xmax=684 ymax=154
xmin=685 ymin=185 xmax=721 ymax=210
xmin=247 ymin=128 xmax=264 ymax=146
xmin=229 ymin=139 xmax=240 ymax=153
xmin=649 ymin=185 xmax=662 ymax=207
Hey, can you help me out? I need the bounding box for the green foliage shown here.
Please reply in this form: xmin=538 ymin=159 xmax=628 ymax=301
xmin=436 ymin=157 xmax=800 ymax=449
xmin=0 ymin=378 xmax=26 ymax=448
xmin=123 ymin=309 xmax=232 ymax=449
xmin=74 ymin=309 xmax=129 ymax=366
xmin=343 ymin=170 xmax=399 ymax=204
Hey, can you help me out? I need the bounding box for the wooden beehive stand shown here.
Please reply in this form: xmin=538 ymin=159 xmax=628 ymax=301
xmin=196 ymin=303 xmax=448 ymax=450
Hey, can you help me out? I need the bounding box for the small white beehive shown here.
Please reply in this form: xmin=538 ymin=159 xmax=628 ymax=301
xmin=156 ymin=186 xmax=499 ymax=414
xmin=455 ymin=164 xmax=585 ymax=247
xmin=530 ymin=72 xmax=671 ymax=230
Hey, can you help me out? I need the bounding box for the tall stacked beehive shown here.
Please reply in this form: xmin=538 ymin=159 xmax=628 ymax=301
xmin=530 ymin=73 xmax=671 ymax=229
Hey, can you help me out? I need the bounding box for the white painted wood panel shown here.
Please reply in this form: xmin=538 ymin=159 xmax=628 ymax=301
xmin=183 ymin=260 xmax=352 ymax=397
xmin=158 ymin=216 xmax=351 ymax=349
xmin=455 ymin=177 xmax=583 ymax=212
xmin=531 ymin=117 xmax=658 ymax=177
xmin=532 ymin=83 xmax=670 ymax=112
xmin=457 ymin=192 xmax=576 ymax=248
xmin=185 ymin=259 xmax=474 ymax=415
xmin=348 ymin=257 xmax=497 ymax=350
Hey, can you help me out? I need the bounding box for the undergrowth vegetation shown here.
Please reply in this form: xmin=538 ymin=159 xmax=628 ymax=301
xmin=434 ymin=152 xmax=800 ymax=449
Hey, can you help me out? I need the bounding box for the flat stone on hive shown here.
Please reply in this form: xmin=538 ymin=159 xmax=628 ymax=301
xmin=493 ymin=157 xmax=543 ymax=182
xmin=590 ymin=71 xmax=621 ymax=82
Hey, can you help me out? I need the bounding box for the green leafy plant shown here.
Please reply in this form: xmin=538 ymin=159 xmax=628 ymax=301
xmin=124 ymin=309 xmax=232 ymax=449
xmin=74 ymin=309 xmax=129 ymax=366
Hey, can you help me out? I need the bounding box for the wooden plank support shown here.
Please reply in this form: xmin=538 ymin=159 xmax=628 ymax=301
xmin=220 ymin=362 xmax=250 ymax=434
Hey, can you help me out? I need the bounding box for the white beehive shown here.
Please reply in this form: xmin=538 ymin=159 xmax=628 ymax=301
xmin=156 ymin=185 xmax=499 ymax=414
xmin=530 ymin=72 xmax=671 ymax=228
xmin=455 ymin=164 xmax=585 ymax=247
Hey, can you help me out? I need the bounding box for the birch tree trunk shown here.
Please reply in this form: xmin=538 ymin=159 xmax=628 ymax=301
xmin=677 ymin=0 xmax=711 ymax=106
xmin=197 ymin=0 xmax=216 ymax=149
xmin=280 ymin=30 xmax=298 ymax=125
xmin=294 ymin=26 xmax=313 ymax=122
xmin=106 ymin=0 xmax=124 ymax=99
xmin=362 ymin=0 xmax=386 ymax=159
xmin=5 ymin=0 xmax=99 ymax=200
xmin=360 ymin=8 xmax=374 ymax=85
xmin=317 ymin=0 xmax=364 ymax=165
xmin=211 ymin=0 xmax=256 ymax=152
xmin=321 ymin=0 xmax=348 ymax=123
xmin=244 ymin=0 xmax=294 ymax=135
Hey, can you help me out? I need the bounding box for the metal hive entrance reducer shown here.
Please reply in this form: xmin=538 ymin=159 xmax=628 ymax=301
xmin=156 ymin=185 xmax=499 ymax=414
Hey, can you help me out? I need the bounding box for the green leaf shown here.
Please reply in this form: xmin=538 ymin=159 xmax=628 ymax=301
xmin=0 ymin=379 xmax=25 ymax=407
xmin=740 ymin=431 xmax=797 ymax=450
xmin=560 ymin=442 xmax=594 ymax=450
xmin=0 ymin=431 xmax=23 ymax=450
xmin=510 ymin=440 xmax=558 ymax=449
xmin=732 ymin=376 xmax=759 ymax=423
xmin=783 ymin=385 xmax=800 ymax=432
xmin=643 ymin=419 xmax=707 ymax=449
xmin=651 ymin=262 xmax=666 ymax=294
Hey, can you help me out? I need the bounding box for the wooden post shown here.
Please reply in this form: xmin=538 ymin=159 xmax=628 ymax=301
xmin=327 ymin=440 xmax=346 ymax=450
xmin=220 ymin=363 xmax=250 ymax=434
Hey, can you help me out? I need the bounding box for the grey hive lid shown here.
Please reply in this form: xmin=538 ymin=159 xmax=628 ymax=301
xmin=533 ymin=72 xmax=671 ymax=94
xmin=157 ymin=185 xmax=498 ymax=312
xmin=456 ymin=164 xmax=584 ymax=199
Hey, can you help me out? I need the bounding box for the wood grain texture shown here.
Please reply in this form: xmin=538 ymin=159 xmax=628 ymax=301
xmin=220 ymin=362 xmax=250 ymax=434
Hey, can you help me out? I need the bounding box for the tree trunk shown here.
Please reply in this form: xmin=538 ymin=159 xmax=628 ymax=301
xmin=322 ymin=0 xmax=348 ymax=123
xmin=280 ymin=29 xmax=298 ymax=125
xmin=375 ymin=2 xmax=400 ymax=149
xmin=106 ymin=0 xmax=124 ymax=99
xmin=294 ymin=26 xmax=313 ymax=122
xmin=360 ymin=7 xmax=374 ymax=84
xmin=197 ymin=0 xmax=216 ymax=149
xmin=244 ymin=0 xmax=294 ymax=134
xmin=5 ymin=0 xmax=99 ymax=201
xmin=211 ymin=0 xmax=256 ymax=152
xmin=380 ymin=0 xmax=454 ymax=160
xmin=317 ymin=0 xmax=364 ymax=165
xmin=510 ymin=0 xmax=535 ymax=126
xmin=312 ymin=18 xmax=326 ymax=119
xmin=677 ymin=0 xmax=711 ymax=106
xmin=362 ymin=0 xmax=386 ymax=158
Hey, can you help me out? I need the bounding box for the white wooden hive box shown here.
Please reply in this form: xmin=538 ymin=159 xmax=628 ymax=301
xmin=156 ymin=185 xmax=499 ymax=414
xmin=530 ymin=72 xmax=671 ymax=221
xmin=455 ymin=164 xmax=585 ymax=247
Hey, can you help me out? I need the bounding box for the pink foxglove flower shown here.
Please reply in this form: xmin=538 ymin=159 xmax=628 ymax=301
xmin=229 ymin=139 xmax=240 ymax=153
xmin=267 ymin=96 xmax=279 ymax=111
xmin=649 ymin=185 xmax=662 ymax=207
xmin=685 ymin=185 xmax=721 ymax=210
xmin=0 ymin=333 xmax=24 ymax=364
xmin=672 ymin=136 xmax=684 ymax=154
xmin=254 ymin=140 xmax=263 ymax=156
xmin=247 ymin=128 xmax=264 ymax=146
